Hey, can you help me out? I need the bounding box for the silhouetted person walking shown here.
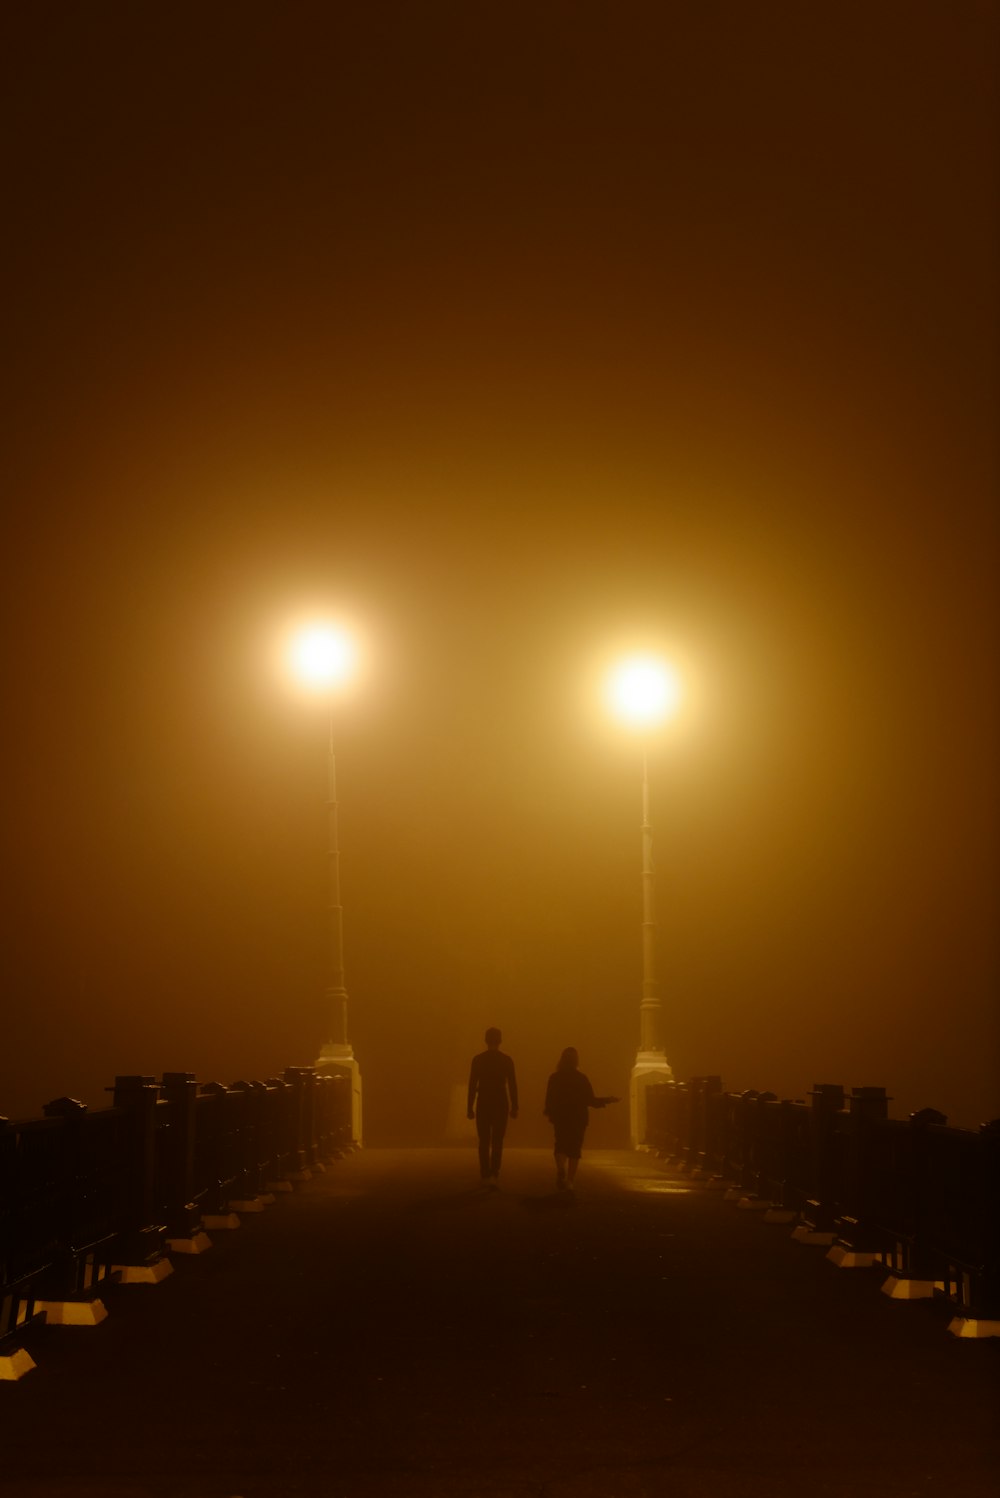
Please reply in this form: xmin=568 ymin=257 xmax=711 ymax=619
xmin=544 ymin=1047 xmax=618 ymax=1193
xmin=467 ymin=1027 xmax=518 ymax=1186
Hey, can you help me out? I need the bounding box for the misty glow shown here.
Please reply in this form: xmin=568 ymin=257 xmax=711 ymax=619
xmin=289 ymin=625 xmax=357 ymax=689
xmin=607 ymin=657 xmax=681 ymax=726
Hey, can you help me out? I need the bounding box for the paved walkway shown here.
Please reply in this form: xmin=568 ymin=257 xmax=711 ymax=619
xmin=4 ymin=1148 xmax=998 ymax=1498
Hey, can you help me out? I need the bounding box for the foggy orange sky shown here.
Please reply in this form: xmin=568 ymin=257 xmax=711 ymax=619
xmin=2 ymin=2 xmax=997 ymax=1138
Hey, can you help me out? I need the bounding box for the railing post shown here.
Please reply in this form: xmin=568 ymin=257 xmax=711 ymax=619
xmin=945 ymin=1118 xmax=1000 ymax=1337
xmin=227 ymin=1081 xmax=273 ymax=1210
xmin=688 ymin=1077 xmax=721 ymax=1177
xmin=108 ymin=1075 xmax=172 ymax=1284
xmin=283 ymin=1067 xmax=317 ymax=1179
xmin=827 ymin=1085 xmax=890 ymax=1267
xmin=791 ymin=1084 xmax=846 ymax=1244
xmin=732 ymin=1091 xmax=777 ymax=1211
xmin=879 ymin=1107 xmax=948 ymax=1298
xmin=703 ymin=1086 xmax=728 ymax=1185
xmin=331 ymin=1073 xmax=352 ymax=1152
xmin=264 ymin=1079 xmax=295 ymax=1193
xmin=196 ymin=1082 xmax=231 ymax=1217
xmin=31 ymin=1099 xmax=117 ymax=1327
xmin=775 ymin=1100 xmax=812 ymax=1221
xmin=645 ymin=1080 xmax=670 ymax=1154
xmin=315 ymin=1074 xmax=346 ymax=1160
xmin=159 ymin=1073 xmax=211 ymax=1255
xmin=38 ymin=1098 xmax=86 ymax=1301
xmin=667 ymin=1080 xmax=689 ymax=1163
xmin=0 ymin=1116 xmax=54 ymax=1378
xmin=755 ymin=1099 xmax=801 ymax=1223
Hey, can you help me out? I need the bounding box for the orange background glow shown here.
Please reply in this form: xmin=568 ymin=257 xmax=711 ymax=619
xmin=1 ymin=4 xmax=996 ymax=1139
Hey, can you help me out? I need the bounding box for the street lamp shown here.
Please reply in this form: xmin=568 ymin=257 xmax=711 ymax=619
xmin=606 ymin=656 xmax=681 ymax=1148
xmin=287 ymin=622 xmax=363 ymax=1143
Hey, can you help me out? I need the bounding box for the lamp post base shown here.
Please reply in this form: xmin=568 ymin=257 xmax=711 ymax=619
xmin=629 ymin=1050 xmax=673 ymax=1150
xmin=315 ymin=1044 xmax=363 ymax=1146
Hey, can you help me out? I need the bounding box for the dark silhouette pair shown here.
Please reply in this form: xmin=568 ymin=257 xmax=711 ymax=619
xmin=467 ymin=1030 xmax=618 ymax=1191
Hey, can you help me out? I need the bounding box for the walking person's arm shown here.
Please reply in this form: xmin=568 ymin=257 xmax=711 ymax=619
xmin=507 ymin=1056 xmax=519 ymax=1118
xmin=467 ymin=1056 xmax=479 ymax=1119
xmin=582 ymin=1075 xmax=619 ymax=1109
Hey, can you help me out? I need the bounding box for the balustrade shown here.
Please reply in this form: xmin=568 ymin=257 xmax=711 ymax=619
xmin=0 ymin=1066 xmax=353 ymax=1378
xmin=644 ymin=1075 xmax=999 ymax=1337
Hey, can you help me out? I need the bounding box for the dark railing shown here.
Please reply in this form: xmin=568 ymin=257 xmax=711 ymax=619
xmin=645 ymin=1078 xmax=1000 ymax=1332
xmin=1 ymin=1067 xmax=353 ymax=1377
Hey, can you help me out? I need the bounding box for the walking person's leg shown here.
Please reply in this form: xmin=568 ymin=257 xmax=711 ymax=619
xmin=476 ymin=1114 xmax=491 ymax=1181
xmin=490 ymin=1114 xmax=507 ymax=1180
xmin=553 ymin=1128 xmax=568 ymax=1188
xmin=561 ymin=1129 xmax=584 ymax=1192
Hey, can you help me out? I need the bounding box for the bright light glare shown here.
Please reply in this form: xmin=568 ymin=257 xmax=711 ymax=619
xmin=288 ymin=625 xmax=357 ymax=689
xmin=607 ymin=657 xmax=681 ymax=727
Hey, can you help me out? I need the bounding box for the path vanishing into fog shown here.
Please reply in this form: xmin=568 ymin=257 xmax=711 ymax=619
xmin=4 ymin=1149 xmax=999 ymax=1498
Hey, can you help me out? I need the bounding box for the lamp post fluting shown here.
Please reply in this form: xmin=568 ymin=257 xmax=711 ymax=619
xmin=639 ymin=749 xmax=661 ymax=1051
xmin=605 ymin=655 xmax=679 ymax=1148
xmin=314 ymin=695 xmax=363 ymax=1144
xmin=320 ymin=701 xmax=350 ymax=1054
xmin=630 ymin=744 xmax=672 ymax=1146
xmin=287 ymin=622 xmax=363 ymax=1144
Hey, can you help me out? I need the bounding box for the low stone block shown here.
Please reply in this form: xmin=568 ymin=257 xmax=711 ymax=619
xmin=0 ymin=1347 xmax=37 ymax=1380
xmin=112 ymin=1259 xmax=174 ymax=1285
xmin=35 ymin=1299 xmax=108 ymax=1327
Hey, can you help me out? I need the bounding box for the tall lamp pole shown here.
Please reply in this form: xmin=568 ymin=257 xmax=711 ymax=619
xmin=321 ymin=698 xmax=350 ymax=1056
xmin=639 ymin=747 xmax=661 ymax=1054
xmin=607 ymin=657 xmax=680 ymax=1148
xmin=288 ymin=623 xmax=363 ymax=1144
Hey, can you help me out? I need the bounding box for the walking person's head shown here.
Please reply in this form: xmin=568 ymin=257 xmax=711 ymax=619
xmin=485 ymin=1027 xmax=502 ymax=1049
xmin=557 ymin=1046 xmax=579 ymax=1071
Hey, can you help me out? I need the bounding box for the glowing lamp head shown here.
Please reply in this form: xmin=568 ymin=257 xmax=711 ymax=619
xmin=607 ymin=656 xmax=681 ymax=728
xmin=289 ymin=625 xmax=357 ymax=690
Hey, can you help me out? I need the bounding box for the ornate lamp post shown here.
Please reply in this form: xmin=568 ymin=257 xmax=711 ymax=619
xmin=606 ymin=656 xmax=681 ymax=1148
xmin=288 ymin=623 xmax=363 ymax=1143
